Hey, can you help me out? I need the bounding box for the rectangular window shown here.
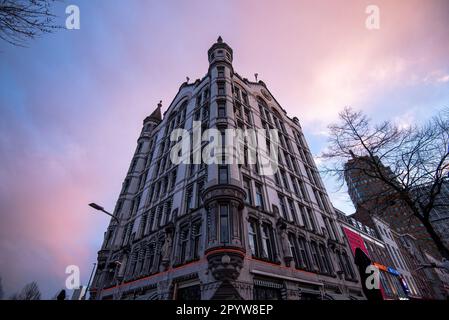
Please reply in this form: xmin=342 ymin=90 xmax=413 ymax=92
xmin=284 ymin=151 xmax=291 ymax=169
xmin=243 ymin=178 xmax=253 ymax=205
xmin=192 ymin=222 xmax=201 ymax=260
xmin=314 ymin=190 xmax=324 ymax=210
xmin=288 ymin=199 xmax=298 ymax=224
xmin=217 ymin=82 xmax=225 ymax=96
xmin=148 ymin=209 xmax=156 ymax=232
xmin=218 ymin=165 xmax=228 ymax=184
xmin=219 ymin=204 xmax=229 ymax=243
xmin=156 ymin=205 xmax=163 ymax=228
xmin=220 ymin=130 xmax=226 ymax=164
xmin=310 ymin=242 xmax=323 ymax=272
xmin=234 ymin=86 xmax=240 ymax=100
xmin=179 ymin=227 xmax=189 ymax=264
xmin=259 ymin=105 xmax=265 ymax=119
xmin=262 ymin=224 xmax=275 ymax=261
xmin=323 ymin=216 xmax=336 ymax=240
xmin=291 ymin=175 xmax=299 ymax=194
xmin=123 ymin=178 xmax=130 ymax=193
xmin=298 ymin=237 xmax=311 ymax=270
xmin=218 ymin=101 xmax=226 ymax=118
xmin=299 ymin=205 xmax=309 ymax=229
xmin=244 ymin=108 xmax=251 ymax=124
xmin=319 ymin=245 xmax=331 ymax=274
xmin=278 ymin=194 xmax=288 ymax=219
xmin=137 ymin=142 xmax=143 ymax=153
xmin=274 ymin=173 xmax=281 ymax=186
xmin=165 ymin=199 xmax=172 ymax=224
xmin=202 ymin=103 xmax=209 ymax=121
xmin=307 ymin=208 xmax=316 ymax=231
xmin=243 ymin=146 xmax=249 ymax=167
xmin=242 ymin=92 xmax=249 ymax=105
xmin=196 ymin=181 xmax=204 ymax=207
xmin=280 ymin=170 xmax=289 ymax=190
xmin=171 ymin=169 xmax=177 ymax=189
xmin=255 ymin=184 xmax=264 ymax=209
xmin=248 ymin=221 xmax=259 ymax=256
xmin=139 ymin=214 xmax=147 ymax=238
xmin=299 ymin=180 xmax=308 ymax=200
xmin=130 ymin=159 xmax=137 ymax=172
xmin=185 ymin=187 xmax=193 ymax=213
xmin=217 ymin=66 xmax=225 ymax=78
xmin=342 ymin=252 xmax=355 ymax=279
xmin=234 ymin=102 xmax=242 ymax=118
xmin=289 ymin=234 xmax=300 ymax=268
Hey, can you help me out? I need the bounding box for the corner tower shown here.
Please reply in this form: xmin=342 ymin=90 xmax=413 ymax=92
xmin=203 ymin=37 xmax=246 ymax=285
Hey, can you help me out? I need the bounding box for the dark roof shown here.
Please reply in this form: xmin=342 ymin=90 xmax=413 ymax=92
xmin=144 ymin=101 xmax=162 ymax=123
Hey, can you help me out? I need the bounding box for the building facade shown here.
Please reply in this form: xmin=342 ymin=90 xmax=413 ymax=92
xmin=345 ymin=156 xmax=441 ymax=259
xmin=395 ymin=233 xmax=444 ymax=299
xmin=89 ymin=37 xmax=364 ymax=300
xmin=335 ymin=208 xmax=410 ymax=299
xmin=427 ymin=180 xmax=449 ymax=248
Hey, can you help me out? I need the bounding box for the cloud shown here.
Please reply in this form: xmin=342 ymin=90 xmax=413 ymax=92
xmin=0 ymin=0 xmax=448 ymax=298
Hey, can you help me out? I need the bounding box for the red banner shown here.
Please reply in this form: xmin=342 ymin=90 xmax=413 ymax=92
xmin=342 ymin=227 xmax=370 ymax=258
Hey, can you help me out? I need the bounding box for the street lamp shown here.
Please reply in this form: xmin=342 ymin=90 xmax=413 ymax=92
xmin=87 ymin=203 xmax=121 ymax=298
xmin=88 ymin=202 xmax=119 ymax=224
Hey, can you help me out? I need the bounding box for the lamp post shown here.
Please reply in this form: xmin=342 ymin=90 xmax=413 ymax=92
xmin=82 ymin=262 xmax=96 ymax=300
xmin=88 ymin=202 xmax=121 ymax=299
xmin=89 ymin=202 xmax=120 ymax=224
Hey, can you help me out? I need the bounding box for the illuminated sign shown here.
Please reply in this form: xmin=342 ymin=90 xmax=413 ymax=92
xmin=387 ymin=267 xmax=400 ymax=276
xmin=373 ymin=262 xmax=387 ymax=272
xmin=373 ymin=263 xmax=401 ymax=276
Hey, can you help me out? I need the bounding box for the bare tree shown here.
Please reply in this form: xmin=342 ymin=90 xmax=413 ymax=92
xmin=16 ymin=281 xmax=41 ymax=300
xmin=322 ymin=107 xmax=449 ymax=259
xmin=0 ymin=0 xmax=60 ymax=47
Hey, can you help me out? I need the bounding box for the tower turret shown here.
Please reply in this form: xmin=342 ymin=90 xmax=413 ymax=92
xmin=143 ymin=101 xmax=162 ymax=134
xmin=208 ymin=36 xmax=233 ymax=70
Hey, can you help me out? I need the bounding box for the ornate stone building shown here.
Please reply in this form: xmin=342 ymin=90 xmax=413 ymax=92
xmin=89 ymin=37 xmax=364 ymax=300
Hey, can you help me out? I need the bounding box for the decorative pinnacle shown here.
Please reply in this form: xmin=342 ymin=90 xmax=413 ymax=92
xmin=217 ymin=36 xmax=223 ymax=43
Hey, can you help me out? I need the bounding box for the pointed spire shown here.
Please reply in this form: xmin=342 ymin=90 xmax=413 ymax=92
xmin=147 ymin=101 xmax=162 ymax=122
xmin=217 ymin=36 xmax=223 ymax=43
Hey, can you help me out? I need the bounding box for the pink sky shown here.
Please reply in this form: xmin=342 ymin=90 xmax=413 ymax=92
xmin=0 ymin=0 xmax=448 ymax=297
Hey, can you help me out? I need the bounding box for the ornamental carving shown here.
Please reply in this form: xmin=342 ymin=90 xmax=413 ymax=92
xmin=207 ymin=250 xmax=245 ymax=281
